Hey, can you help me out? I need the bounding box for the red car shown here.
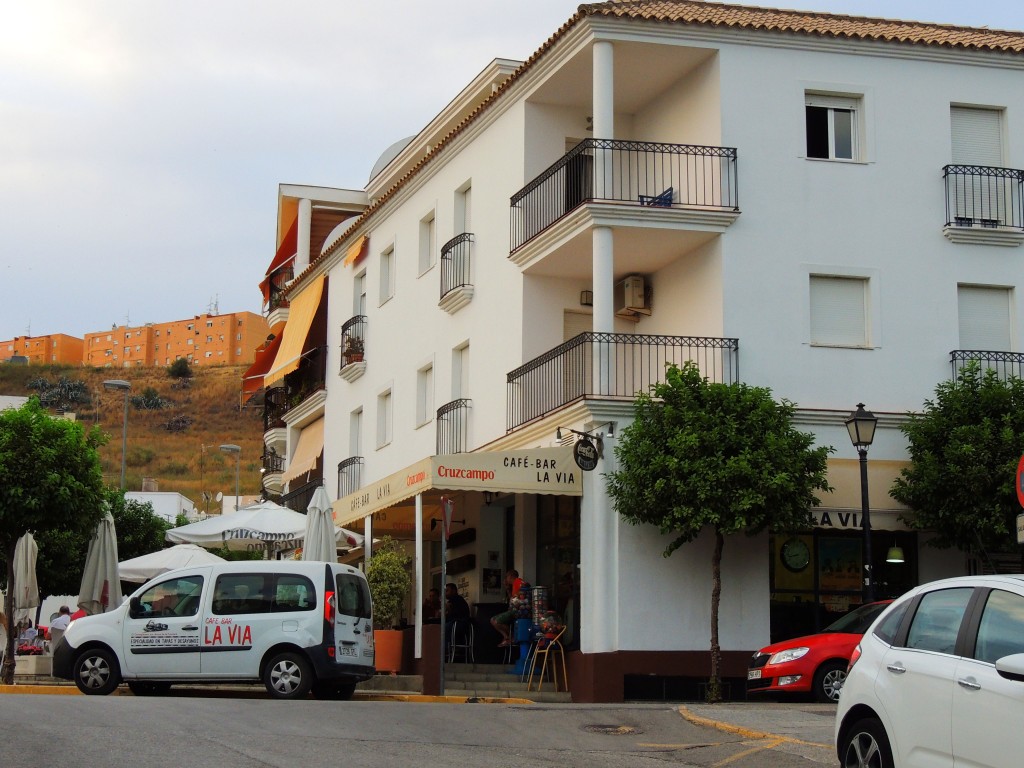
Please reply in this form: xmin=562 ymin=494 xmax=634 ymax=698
xmin=746 ymin=601 xmax=891 ymax=702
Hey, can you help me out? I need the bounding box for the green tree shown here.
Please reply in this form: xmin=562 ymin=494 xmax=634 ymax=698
xmin=0 ymin=398 xmax=107 ymax=683
xmin=606 ymin=363 xmax=832 ymax=701
xmin=167 ymin=358 xmax=193 ymax=379
xmin=105 ymin=491 xmax=170 ymax=563
xmin=891 ymin=362 xmax=1024 ymax=565
xmin=365 ymin=536 xmax=411 ymax=629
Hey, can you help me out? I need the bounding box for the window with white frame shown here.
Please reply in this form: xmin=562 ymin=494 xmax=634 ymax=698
xmin=809 ymin=275 xmax=869 ymax=346
xmin=350 ymin=407 xmax=362 ymax=456
xmin=805 ymin=93 xmax=861 ymax=161
xmin=376 ymin=389 xmax=393 ymax=448
xmin=452 ymin=343 xmax=469 ymax=399
xmin=355 ymin=270 xmax=367 ymax=316
xmin=380 ymin=246 xmax=395 ymax=304
xmin=958 ymin=285 xmax=1012 ymax=350
xmin=416 ymin=363 xmax=434 ymax=427
xmin=419 ymin=212 xmax=436 ymax=274
xmin=455 ymin=182 xmax=472 ymax=234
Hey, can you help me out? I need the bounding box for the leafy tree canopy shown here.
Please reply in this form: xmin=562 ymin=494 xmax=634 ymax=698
xmin=607 ymin=363 xmax=833 ymax=555
xmin=1 ymin=398 xmax=107 ymax=682
xmin=891 ymin=362 xmax=1024 ymax=558
xmin=365 ymin=536 xmax=411 ymax=629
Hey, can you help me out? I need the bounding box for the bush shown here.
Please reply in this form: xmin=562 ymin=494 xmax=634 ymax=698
xmin=132 ymin=387 xmax=171 ymax=410
xmin=365 ymin=536 xmax=411 ymax=629
xmin=168 ymin=359 xmax=193 ymax=379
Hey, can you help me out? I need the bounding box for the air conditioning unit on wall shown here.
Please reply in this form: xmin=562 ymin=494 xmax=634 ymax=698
xmin=614 ymin=275 xmax=651 ymax=319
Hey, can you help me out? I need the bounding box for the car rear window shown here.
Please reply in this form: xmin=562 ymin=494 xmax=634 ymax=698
xmin=335 ymin=573 xmax=372 ymax=619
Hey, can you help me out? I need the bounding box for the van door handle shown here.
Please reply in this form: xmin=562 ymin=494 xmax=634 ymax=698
xmin=353 ymin=629 xmax=361 ymax=635
xmin=886 ymin=662 xmax=906 ymax=674
xmin=957 ymin=677 xmax=981 ymax=690
xmin=182 ymin=625 xmax=199 ymax=631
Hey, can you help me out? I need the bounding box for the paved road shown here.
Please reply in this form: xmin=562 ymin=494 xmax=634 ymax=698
xmin=0 ymin=691 xmax=838 ymax=768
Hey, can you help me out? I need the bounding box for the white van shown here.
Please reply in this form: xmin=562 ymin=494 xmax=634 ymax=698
xmin=53 ymin=561 xmax=374 ymax=699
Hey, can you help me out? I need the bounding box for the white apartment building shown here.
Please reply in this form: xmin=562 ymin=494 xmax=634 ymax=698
xmin=248 ymin=2 xmax=1024 ymax=701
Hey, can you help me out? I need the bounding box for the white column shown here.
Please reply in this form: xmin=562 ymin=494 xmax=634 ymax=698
xmin=363 ymin=514 xmax=372 ymax=561
xmin=593 ymin=40 xmax=614 ymax=200
xmin=295 ymin=197 xmax=312 ymax=273
xmin=581 ymin=439 xmax=618 ymax=654
xmin=414 ymin=493 xmax=423 ymax=659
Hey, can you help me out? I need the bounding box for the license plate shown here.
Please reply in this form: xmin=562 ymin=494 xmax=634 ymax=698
xmin=747 ymin=669 xmax=762 ymax=680
xmin=338 ymin=645 xmax=358 ymax=657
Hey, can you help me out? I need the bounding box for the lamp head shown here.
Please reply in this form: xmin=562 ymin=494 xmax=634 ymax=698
xmin=845 ymin=403 xmax=878 ymax=449
xmin=103 ymin=379 xmax=131 ymax=392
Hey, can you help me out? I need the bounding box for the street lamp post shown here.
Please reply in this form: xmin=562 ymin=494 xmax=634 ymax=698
xmin=220 ymin=444 xmax=241 ymax=511
xmin=846 ymin=403 xmax=879 ymax=603
xmin=103 ymin=379 xmax=132 ymax=490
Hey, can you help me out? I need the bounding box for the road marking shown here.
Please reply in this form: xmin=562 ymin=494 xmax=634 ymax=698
xmin=677 ymin=705 xmax=831 ymax=748
xmin=712 ymin=738 xmax=784 ymax=766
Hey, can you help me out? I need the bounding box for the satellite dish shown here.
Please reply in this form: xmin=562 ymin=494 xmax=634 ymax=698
xmin=215 ymin=492 xmax=223 ymax=502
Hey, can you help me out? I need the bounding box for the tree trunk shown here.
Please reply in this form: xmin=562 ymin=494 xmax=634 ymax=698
xmin=707 ymin=528 xmax=724 ymax=702
xmin=2 ymin=540 xmax=17 ymax=685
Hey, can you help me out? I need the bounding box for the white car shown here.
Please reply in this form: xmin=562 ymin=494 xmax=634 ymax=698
xmin=835 ymin=575 xmax=1024 ymax=768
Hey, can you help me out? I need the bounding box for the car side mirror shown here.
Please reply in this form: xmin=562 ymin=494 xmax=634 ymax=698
xmin=994 ymin=653 xmax=1024 ymax=682
xmin=128 ymin=596 xmax=144 ymax=619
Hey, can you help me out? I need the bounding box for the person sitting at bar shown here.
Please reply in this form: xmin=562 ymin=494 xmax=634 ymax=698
xmin=490 ymin=569 xmax=525 ymax=647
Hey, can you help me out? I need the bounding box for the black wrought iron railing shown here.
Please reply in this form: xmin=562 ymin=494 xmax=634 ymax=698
xmin=263 ymin=386 xmax=290 ymax=431
xmin=507 ymin=332 xmax=740 ymax=431
xmin=951 ymin=350 xmax=1024 ymax=382
xmin=266 ymin=267 xmax=294 ymax=311
xmin=440 ymin=233 xmax=473 ymax=300
xmin=510 ymin=138 xmax=739 ymax=251
xmin=283 ymin=345 xmax=327 ymax=404
xmin=943 ymin=165 xmax=1024 ymax=230
xmin=436 ymin=399 xmax=472 ymax=455
xmin=340 ymin=315 xmax=367 ymax=370
xmin=262 ymin=449 xmax=284 ymax=474
xmin=281 ymin=478 xmax=321 ymax=513
xmin=337 ymin=456 xmax=364 ymax=498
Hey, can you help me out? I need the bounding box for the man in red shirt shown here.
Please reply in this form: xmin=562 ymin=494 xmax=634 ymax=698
xmin=490 ymin=569 xmax=525 ymax=646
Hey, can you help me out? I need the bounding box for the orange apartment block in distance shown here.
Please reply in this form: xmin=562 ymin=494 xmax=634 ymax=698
xmin=82 ymin=312 xmax=271 ymax=368
xmin=0 ymin=334 xmax=84 ymax=365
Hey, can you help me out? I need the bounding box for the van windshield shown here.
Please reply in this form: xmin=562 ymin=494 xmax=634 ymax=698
xmin=336 ymin=573 xmax=372 ymax=619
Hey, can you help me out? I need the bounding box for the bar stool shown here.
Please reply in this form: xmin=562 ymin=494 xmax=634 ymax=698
xmin=526 ymin=627 xmax=568 ymax=692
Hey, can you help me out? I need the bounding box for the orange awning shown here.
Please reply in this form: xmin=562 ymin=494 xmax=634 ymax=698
xmin=241 ymin=324 xmax=285 ymax=400
xmin=264 ymin=274 xmax=325 ymax=387
xmin=259 ymin=217 xmax=299 ymax=303
xmin=281 ymin=417 xmax=325 ymax=485
xmin=342 ymin=235 xmax=368 ymax=268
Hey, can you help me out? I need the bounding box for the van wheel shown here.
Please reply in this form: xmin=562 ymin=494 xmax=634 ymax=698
xmin=813 ymin=660 xmax=847 ymax=702
xmin=74 ymin=648 xmax=121 ymax=695
xmin=127 ymin=681 xmax=172 ymax=696
xmin=312 ymin=682 xmax=356 ymax=700
xmin=840 ymin=717 xmax=893 ymax=768
xmin=264 ymin=652 xmax=313 ymax=699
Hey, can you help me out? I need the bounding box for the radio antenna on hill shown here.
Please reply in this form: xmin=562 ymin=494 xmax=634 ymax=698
xmin=208 ymin=295 xmax=220 ymax=315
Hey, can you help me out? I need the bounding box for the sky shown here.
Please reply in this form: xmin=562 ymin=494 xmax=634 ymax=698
xmin=2 ymin=0 xmax=1022 ymax=340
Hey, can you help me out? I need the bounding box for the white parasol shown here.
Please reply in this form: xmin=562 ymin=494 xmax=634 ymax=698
xmin=302 ymin=486 xmax=337 ymax=562
xmin=13 ymin=533 xmax=39 ymax=623
xmin=118 ymin=544 xmax=226 ymax=583
xmin=77 ymin=511 xmax=123 ymax=615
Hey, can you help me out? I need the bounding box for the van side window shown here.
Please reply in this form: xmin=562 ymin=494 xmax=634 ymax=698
xmin=213 ymin=574 xmax=271 ymax=615
xmin=336 ymin=573 xmax=372 ymax=619
xmin=134 ymin=575 xmax=204 ymax=618
xmin=272 ymin=575 xmax=316 ymax=612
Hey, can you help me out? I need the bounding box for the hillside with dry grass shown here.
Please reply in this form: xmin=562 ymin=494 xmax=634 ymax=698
xmin=0 ymin=363 xmax=265 ymax=512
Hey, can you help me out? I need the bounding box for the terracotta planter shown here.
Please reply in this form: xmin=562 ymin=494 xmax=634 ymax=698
xmin=345 ymin=353 xmax=364 ymax=364
xmin=374 ymin=628 xmax=404 ymax=674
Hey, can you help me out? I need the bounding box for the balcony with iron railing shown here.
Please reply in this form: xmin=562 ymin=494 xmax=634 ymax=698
xmin=943 ymin=165 xmax=1024 ymax=246
xmin=337 ymin=456 xmax=364 ymax=499
xmin=436 ymin=399 xmax=472 ymax=455
xmin=263 ymin=386 xmax=290 ymax=432
xmin=281 ymin=478 xmax=321 ymax=513
xmin=439 ymin=233 xmax=474 ymax=314
xmin=283 ymin=345 xmax=328 ymax=410
xmin=507 ymin=332 xmax=739 ymax=432
xmin=950 ymin=349 xmax=1024 ymax=382
xmin=510 ymin=138 xmax=739 ymax=255
xmin=262 ymin=449 xmax=284 ymax=473
xmin=340 ymin=315 xmax=367 ymax=382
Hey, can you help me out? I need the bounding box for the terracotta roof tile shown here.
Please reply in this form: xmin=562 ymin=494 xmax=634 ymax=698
xmin=582 ymin=1 xmax=1024 ymax=52
xmin=303 ymin=1 xmax=1022 ymax=283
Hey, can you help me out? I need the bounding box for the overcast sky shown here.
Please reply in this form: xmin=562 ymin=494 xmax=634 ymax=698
xmin=3 ymin=0 xmax=1022 ymax=339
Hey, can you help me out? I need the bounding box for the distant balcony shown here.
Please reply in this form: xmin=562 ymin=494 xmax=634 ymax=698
xmin=281 ymin=478 xmax=321 ymax=513
xmin=340 ymin=315 xmax=367 ymax=382
xmin=436 ymin=399 xmax=472 ymax=454
xmin=284 ymin=345 xmax=327 ymax=406
xmin=510 ymin=138 xmax=739 ymax=253
xmin=262 ymin=449 xmax=284 ymax=473
xmin=263 ymin=386 xmax=290 ymax=431
xmin=951 ymin=349 xmax=1024 ymax=381
xmin=943 ymin=165 xmax=1024 ymax=246
xmin=439 ymin=233 xmax=474 ymax=314
xmin=337 ymin=456 xmax=364 ymax=498
xmin=507 ymin=332 xmax=739 ymax=432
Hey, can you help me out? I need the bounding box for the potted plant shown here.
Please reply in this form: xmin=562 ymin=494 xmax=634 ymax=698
xmin=365 ymin=536 xmax=411 ymax=673
xmin=344 ymin=334 xmax=365 ymax=364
